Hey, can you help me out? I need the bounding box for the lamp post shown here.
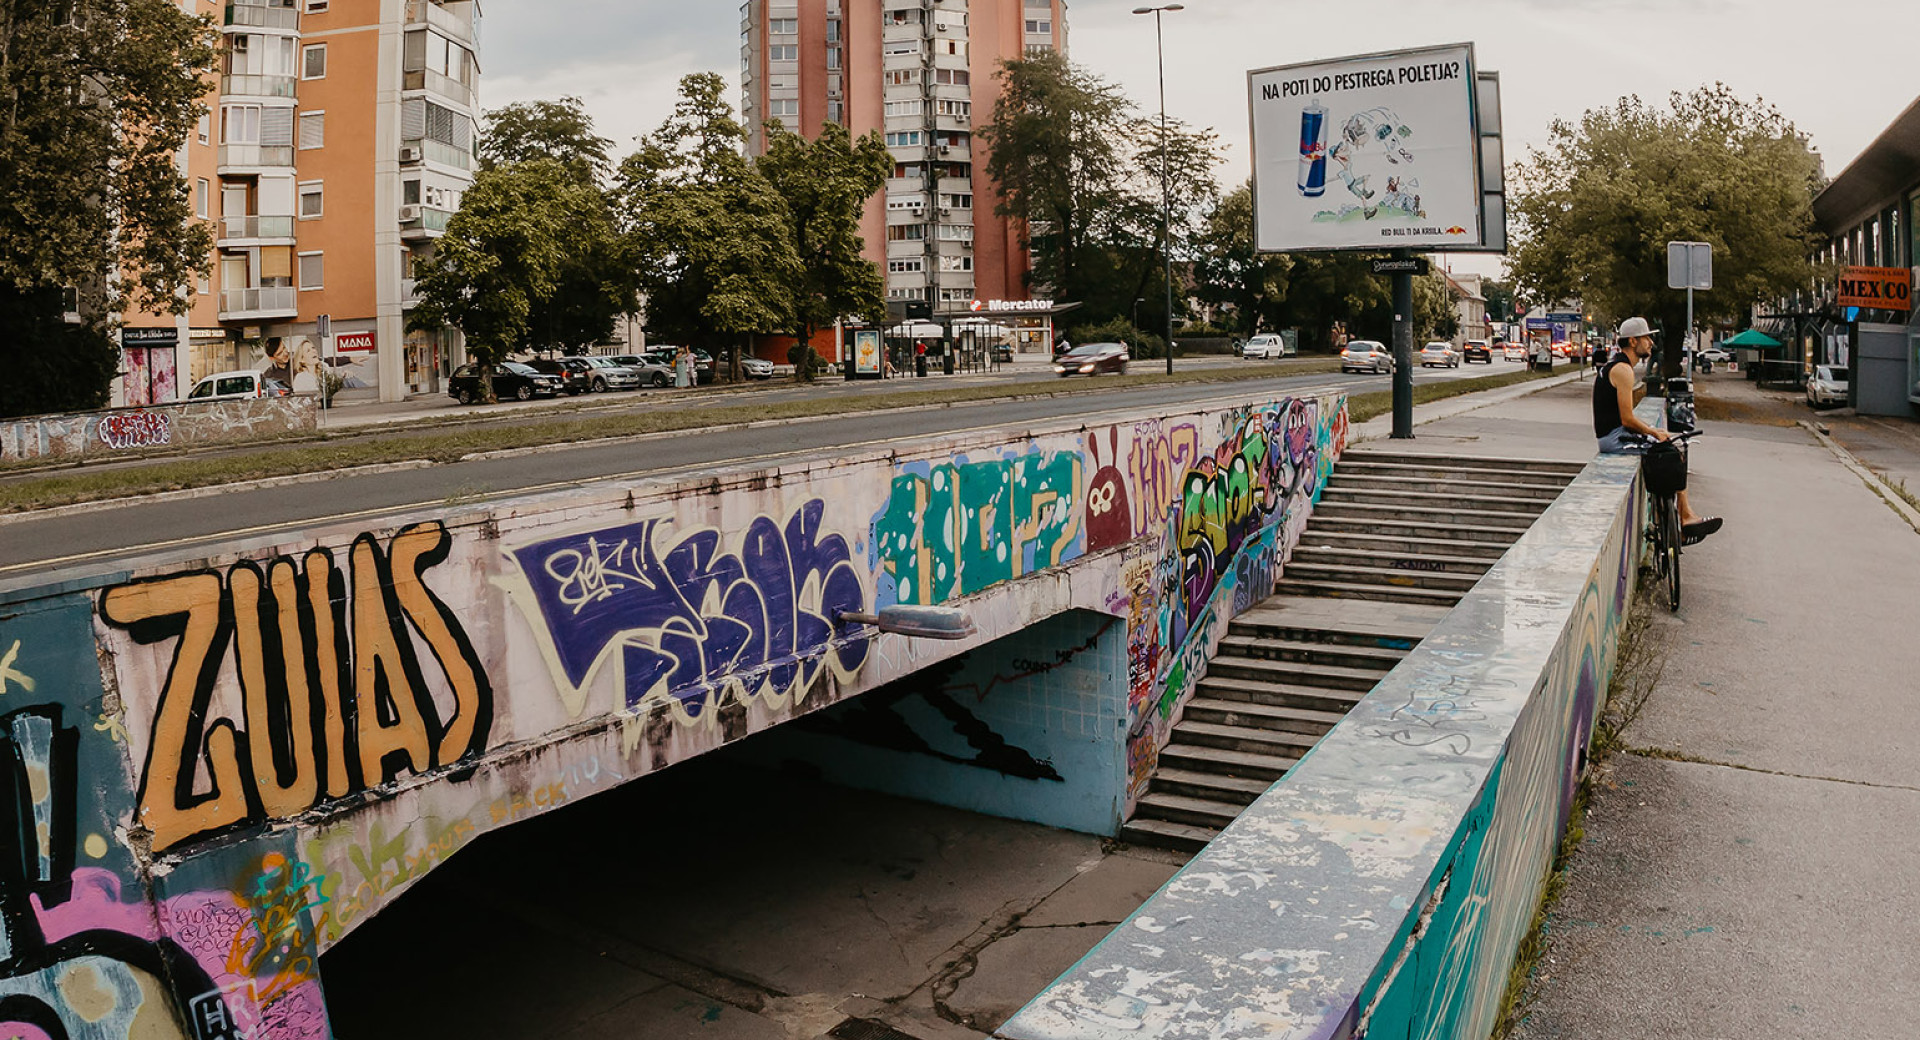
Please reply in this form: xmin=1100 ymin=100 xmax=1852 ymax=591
xmin=1132 ymin=296 xmax=1145 ymax=351
xmin=1132 ymin=3 xmax=1183 ymax=376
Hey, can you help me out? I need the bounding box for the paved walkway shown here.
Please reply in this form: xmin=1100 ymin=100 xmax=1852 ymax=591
xmin=1409 ymin=378 xmax=1920 ymax=1037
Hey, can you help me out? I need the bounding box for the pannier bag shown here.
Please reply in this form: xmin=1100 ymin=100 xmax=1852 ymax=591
xmin=1642 ymin=440 xmax=1688 ymax=496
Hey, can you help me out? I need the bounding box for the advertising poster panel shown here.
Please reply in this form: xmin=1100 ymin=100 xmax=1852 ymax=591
xmin=1250 ymin=43 xmax=1482 ymax=252
xmin=854 ymin=329 xmax=883 ymax=375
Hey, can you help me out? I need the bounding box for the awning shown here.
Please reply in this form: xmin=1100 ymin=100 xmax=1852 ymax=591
xmin=1722 ymin=329 xmax=1785 ymax=350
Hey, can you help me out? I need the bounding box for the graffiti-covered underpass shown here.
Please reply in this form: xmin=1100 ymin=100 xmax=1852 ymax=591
xmin=319 ymin=749 xmax=1186 ymax=1040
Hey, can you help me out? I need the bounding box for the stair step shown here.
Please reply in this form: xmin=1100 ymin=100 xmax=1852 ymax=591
xmin=1214 ymin=635 xmax=1406 ymax=671
xmin=1327 ymin=474 xmax=1568 ymax=501
xmin=1207 ymin=654 xmax=1394 ymax=692
xmin=1119 ymin=817 xmax=1217 ymax=853
xmin=1158 ymin=742 xmax=1302 ymax=781
xmin=1183 ymin=696 xmax=1348 ymax=735
xmin=1295 ymin=516 xmax=1529 ymax=546
xmin=1226 ymin=620 xmax=1424 ymax=651
xmin=1341 ymin=451 xmax=1587 ymax=476
xmin=1319 ymin=487 xmax=1553 ymax=514
xmin=1291 ymin=531 xmax=1512 ymax=560
xmin=1311 ymin=501 xmax=1543 ymax=527
xmin=1291 ymin=547 xmax=1496 ymax=576
xmin=1132 ymin=791 xmax=1246 ymax=830
xmin=1283 ymin=562 xmax=1482 ymax=593
xmin=1176 ymin=720 xmax=1323 ymax=756
xmin=1274 ymin=578 xmax=1464 ymax=607
xmin=1195 ymin=675 xmax=1371 ymax=713
xmin=1150 ymin=766 xmax=1274 ymax=804
xmin=1335 ymin=461 xmax=1579 ymax=487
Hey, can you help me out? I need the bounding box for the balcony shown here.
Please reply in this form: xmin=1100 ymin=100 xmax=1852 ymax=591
xmin=220 ymin=73 xmax=296 ymax=99
xmin=219 ymin=286 xmax=298 ymax=320
xmin=405 ymin=0 xmax=475 ymax=43
xmin=403 ymin=138 xmax=472 ymax=171
xmin=401 ymin=67 xmax=473 ymax=109
xmin=400 ymin=206 xmax=455 ymax=239
xmin=217 ymin=214 xmax=296 ymax=245
xmin=400 ymin=278 xmax=421 ymax=308
xmin=218 ymin=144 xmax=294 ymax=172
xmin=225 ymin=2 xmax=298 ymax=30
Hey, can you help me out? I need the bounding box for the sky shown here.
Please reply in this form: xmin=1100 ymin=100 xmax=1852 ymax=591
xmin=480 ymin=0 xmax=1917 ymax=277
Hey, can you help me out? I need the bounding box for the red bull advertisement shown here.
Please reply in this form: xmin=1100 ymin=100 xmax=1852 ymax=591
xmin=1298 ymin=103 xmax=1328 ymax=197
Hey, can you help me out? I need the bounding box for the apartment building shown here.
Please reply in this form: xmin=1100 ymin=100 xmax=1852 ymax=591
xmin=739 ymin=0 xmax=1067 ymax=315
xmin=117 ymin=0 xmax=479 ymax=406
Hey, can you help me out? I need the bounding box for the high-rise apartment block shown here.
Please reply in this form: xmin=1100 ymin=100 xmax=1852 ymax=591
xmin=739 ymin=0 xmax=1067 ymax=314
xmin=119 ymin=0 xmax=479 ymax=406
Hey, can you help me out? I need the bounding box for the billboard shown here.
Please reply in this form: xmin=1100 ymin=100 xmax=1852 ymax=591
xmin=1250 ymin=43 xmax=1483 ymax=252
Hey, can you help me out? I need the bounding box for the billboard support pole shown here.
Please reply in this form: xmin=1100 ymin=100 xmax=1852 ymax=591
xmin=1391 ymin=251 xmax=1415 ymax=439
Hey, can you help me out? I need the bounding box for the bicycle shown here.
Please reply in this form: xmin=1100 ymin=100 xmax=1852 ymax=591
xmin=1644 ymin=428 xmax=1699 ymax=611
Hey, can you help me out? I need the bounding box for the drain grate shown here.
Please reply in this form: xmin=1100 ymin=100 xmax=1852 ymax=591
xmin=827 ymin=1018 xmax=924 ymax=1040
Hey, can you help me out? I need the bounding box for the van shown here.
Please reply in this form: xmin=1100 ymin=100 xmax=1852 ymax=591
xmin=1243 ymin=333 xmax=1294 ymax=359
xmin=186 ymin=370 xmax=292 ymax=401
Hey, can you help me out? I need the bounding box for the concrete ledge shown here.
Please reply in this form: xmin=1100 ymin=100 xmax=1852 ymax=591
xmin=999 ymin=448 xmax=1645 ymax=1039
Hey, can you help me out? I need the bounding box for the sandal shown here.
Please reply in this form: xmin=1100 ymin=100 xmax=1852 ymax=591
xmin=1681 ymin=517 xmax=1723 ymax=545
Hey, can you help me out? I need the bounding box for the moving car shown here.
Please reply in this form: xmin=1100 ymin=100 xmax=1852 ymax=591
xmin=1340 ymin=340 xmax=1394 ymax=374
xmin=1053 ymin=342 xmax=1129 ymax=377
xmin=448 ymin=362 xmax=564 ymax=404
xmin=1462 ymin=339 xmax=1492 ymax=364
xmin=1503 ymin=342 xmax=1528 ymax=362
xmin=740 ymin=355 xmax=776 ymax=380
xmin=186 ymin=370 xmax=291 ymax=401
xmin=1420 ymin=342 xmax=1460 ymax=368
xmin=1806 ymin=364 xmax=1848 ymax=408
xmin=609 ymin=354 xmax=674 ymax=387
xmin=1243 ymin=333 xmax=1292 ymax=359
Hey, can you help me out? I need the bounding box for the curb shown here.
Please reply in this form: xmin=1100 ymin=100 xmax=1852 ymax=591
xmin=0 ymin=460 xmax=435 ymax=529
xmin=1799 ymin=420 xmax=1920 ymax=536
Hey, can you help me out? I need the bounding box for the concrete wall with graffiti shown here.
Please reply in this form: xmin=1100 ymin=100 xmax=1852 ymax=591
xmin=999 ymin=453 xmax=1645 ymax=1040
xmin=0 ymin=396 xmax=318 ymax=464
xmin=0 ymin=388 xmax=1345 ymax=1038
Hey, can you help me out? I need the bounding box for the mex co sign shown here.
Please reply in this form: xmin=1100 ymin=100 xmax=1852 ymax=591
xmin=1837 ymin=266 xmax=1913 ymax=312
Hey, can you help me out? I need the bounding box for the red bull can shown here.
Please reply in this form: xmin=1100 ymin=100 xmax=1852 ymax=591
xmin=1298 ymin=103 xmax=1328 ymax=198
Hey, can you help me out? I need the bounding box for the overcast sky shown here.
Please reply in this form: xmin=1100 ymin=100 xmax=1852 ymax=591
xmin=481 ymin=0 xmax=1916 ymax=275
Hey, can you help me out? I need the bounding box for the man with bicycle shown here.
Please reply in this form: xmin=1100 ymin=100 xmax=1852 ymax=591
xmin=1595 ymin=317 xmax=1723 ymax=544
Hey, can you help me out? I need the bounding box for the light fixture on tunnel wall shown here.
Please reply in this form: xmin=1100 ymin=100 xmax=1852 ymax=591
xmin=837 ymin=605 xmax=978 ymax=641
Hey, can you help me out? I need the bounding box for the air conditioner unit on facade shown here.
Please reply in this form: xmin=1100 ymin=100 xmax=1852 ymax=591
xmin=399 ymin=146 xmax=422 ymax=163
xmin=398 ymin=205 xmax=422 ymax=222
xmin=939 ymin=145 xmax=951 ymax=155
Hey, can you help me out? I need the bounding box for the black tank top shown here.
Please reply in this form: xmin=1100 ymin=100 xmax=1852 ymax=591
xmin=1593 ymin=355 xmax=1629 ymax=436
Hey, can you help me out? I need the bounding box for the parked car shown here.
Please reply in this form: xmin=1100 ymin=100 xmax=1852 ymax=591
xmin=1462 ymin=339 xmax=1492 ymax=364
xmin=644 ymin=347 xmax=717 ymax=384
xmin=1503 ymin=342 xmax=1528 ymax=362
xmin=524 ymin=357 xmax=592 ymax=395
xmin=186 ymin=370 xmax=291 ymax=401
xmin=1420 ymin=342 xmax=1461 ymax=368
xmin=448 ymin=362 xmax=564 ymax=404
xmin=1053 ymin=342 xmax=1129 ymax=377
xmin=1243 ymin=333 xmax=1292 ymax=359
xmin=740 ymin=355 xmax=776 ymax=380
xmin=1806 ymin=364 xmax=1848 ymax=408
xmin=1697 ymin=347 xmax=1732 ymax=365
xmin=608 ymin=354 xmax=674 ymax=387
xmin=1340 ymin=340 xmax=1394 ymax=374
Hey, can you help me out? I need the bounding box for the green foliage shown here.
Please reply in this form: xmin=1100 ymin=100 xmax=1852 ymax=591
xmin=1511 ymin=84 xmax=1824 ymax=378
xmin=1069 ymin=317 xmax=1163 ymax=359
xmin=480 ymin=97 xmax=614 ymax=182
xmin=0 ymin=288 xmax=120 ymax=418
xmin=409 ymin=159 xmax=611 ymax=397
xmin=1414 ymin=272 xmax=1461 ymax=342
xmin=1192 ymin=183 xmax=1292 ymax=338
xmin=620 ymin=74 xmax=799 ymax=374
xmin=759 ymin=121 xmax=891 ymax=381
xmin=1482 ymin=277 xmax=1518 ymax=323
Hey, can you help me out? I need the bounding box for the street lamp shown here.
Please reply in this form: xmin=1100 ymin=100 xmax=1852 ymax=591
xmin=1132 ymin=296 xmax=1146 ymax=350
xmin=1132 ymin=3 xmax=1183 ymax=376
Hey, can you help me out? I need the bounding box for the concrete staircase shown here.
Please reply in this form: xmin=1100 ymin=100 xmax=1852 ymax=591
xmin=1121 ymin=450 xmax=1583 ymax=851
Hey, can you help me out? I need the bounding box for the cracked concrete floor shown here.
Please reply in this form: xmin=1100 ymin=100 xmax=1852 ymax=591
xmin=320 ymin=751 xmax=1186 ymax=1040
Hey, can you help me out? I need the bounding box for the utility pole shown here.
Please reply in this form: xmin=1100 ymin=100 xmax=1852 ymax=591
xmin=1391 ymin=253 xmax=1414 ymax=438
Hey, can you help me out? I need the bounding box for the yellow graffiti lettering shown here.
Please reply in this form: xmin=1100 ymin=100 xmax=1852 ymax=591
xmin=0 ymin=638 xmax=35 ymax=694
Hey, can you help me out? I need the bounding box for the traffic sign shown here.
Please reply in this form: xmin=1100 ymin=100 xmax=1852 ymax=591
xmin=1667 ymin=242 xmax=1712 ymax=291
xmin=1371 ymin=257 xmax=1430 ymax=276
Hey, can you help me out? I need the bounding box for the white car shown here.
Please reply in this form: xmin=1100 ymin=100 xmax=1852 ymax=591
xmin=1806 ymin=364 xmax=1848 ymax=408
xmin=1243 ymin=333 xmax=1291 ymax=359
xmin=1697 ymin=347 xmax=1732 ymax=365
xmin=1340 ymin=341 xmax=1394 ymax=374
xmin=187 ymin=370 xmax=292 ymax=401
xmin=1503 ymin=343 xmax=1528 ymax=362
xmin=1420 ymin=342 xmax=1460 ymax=368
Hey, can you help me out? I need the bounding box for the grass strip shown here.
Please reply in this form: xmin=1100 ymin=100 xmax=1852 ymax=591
xmin=1346 ymin=364 xmax=1561 ymax=424
xmin=0 ymin=359 xmax=1343 ymax=514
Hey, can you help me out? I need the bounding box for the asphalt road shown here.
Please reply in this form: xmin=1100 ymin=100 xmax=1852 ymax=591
xmin=0 ymin=360 xmax=1502 ymax=583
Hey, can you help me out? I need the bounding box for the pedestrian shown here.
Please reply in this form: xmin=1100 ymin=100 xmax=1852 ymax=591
xmin=673 ymin=347 xmax=693 ymax=389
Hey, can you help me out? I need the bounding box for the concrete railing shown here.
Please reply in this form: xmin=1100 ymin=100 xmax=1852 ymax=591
xmin=0 ymin=393 xmax=317 ymax=463
xmin=1000 ymin=450 xmax=1645 ymax=1040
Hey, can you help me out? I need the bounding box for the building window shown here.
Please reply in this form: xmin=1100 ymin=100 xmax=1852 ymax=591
xmin=883 ymin=41 xmax=919 ymax=56
xmin=825 ymin=19 xmax=840 ymax=42
xmin=1026 ymin=19 xmax=1052 ymax=33
xmin=885 ymin=69 xmax=919 ymax=86
xmin=933 ymin=68 xmax=970 ymax=86
xmin=769 ymin=99 xmax=799 ymax=118
xmin=403 ymin=179 xmax=421 ymax=205
xmin=195 ymin=178 xmax=209 ymax=219
xmin=887 ymin=224 xmax=926 ymax=242
xmin=302 ymin=43 xmax=326 ymax=79
xmin=885 ymin=131 xmax=922 ymax=148
xmin=222 ymin=104 xmax=262 ymax=144
xmin=298 ymin=181 xmax=323 ymax=218
xmin=196 ymin=113 xmax=209 ymax=144
xmin=889 ymin=258 xmax=924 ymax=273
xmin=939 ymin=255 xmax=973 ymax=272
xmin=306 ymin=0 xmax=328 ymax=11
xmin=197 ymin=273 xmax=210 ymax=296
xmin=887 ymin=195 xmax=925 ymax=211
xmin=892 ymin=163 xmax=924 ymax=180
xmin=828 ymin=100 xmax=844 ymax=125
xmin=825 ymin=47 xmax=840 ymax=70
xmin=298 ymin=111 xmax=324 ymax=149
xmin=884 ymin=9 xmax=918 ymax=25
xmin=769 ymin=18 xmax=797 ymax=33
xmin=941 ymin=193 xmax=972 ymax=210
xmin=769 ymin=44 xmax=798 ymax=61
xmin=938 ymin=224 xmax=974 ymax=241
xmin=885 ymin=100 xmax=924 ymax=118
xmin=298 ymin=252 xmax=323 ymax=290
xmin=888 ymin=287 xmax=925 ymax=300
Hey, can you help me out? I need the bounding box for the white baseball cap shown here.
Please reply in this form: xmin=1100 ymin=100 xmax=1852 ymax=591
xmin=1617 ymin=317 xmax=1655 ymax=340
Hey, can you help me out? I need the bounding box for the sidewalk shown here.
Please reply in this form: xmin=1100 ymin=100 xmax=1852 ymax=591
xmin=1409 ymin=379 xmax=1920 ymax=1037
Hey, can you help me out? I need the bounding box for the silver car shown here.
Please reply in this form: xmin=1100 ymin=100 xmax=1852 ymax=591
xmin=740 ymin=356 xmax=775 ymax=379
xmin=609 ymin=354 xmax=674 ymax=387
xmin=1340 ymin=340 xmax=1394 ymax=374
xmin=1806 ymin=364 xmax=1848 ymax=408
xmin=579 ymin=355 xmax=642 ymax=392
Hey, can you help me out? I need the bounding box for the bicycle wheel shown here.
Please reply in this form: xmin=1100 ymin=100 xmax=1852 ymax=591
xmin=1663 ymin=496 xmax=1683 ymax=611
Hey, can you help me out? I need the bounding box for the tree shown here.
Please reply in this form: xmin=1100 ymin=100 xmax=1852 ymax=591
xmin=481 ymin=97 xmax=614 ymax=182
xmin=1482 ymin=278 xmax=1517 ymax=324
xmin=408 ymin=159 xmax=607 ymax=399
xmin=1510 ymin=84 xmax=1823 ymax=381
xmin=0 ymin=0 xmax=217 ymax=416
xmin=758 ymin=121 xmax=891 ymax=381
xmin=1192 ymin=183 xmax=1292 ymax=338
xmin=619 ymin=74 xmax=798 ymax=379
